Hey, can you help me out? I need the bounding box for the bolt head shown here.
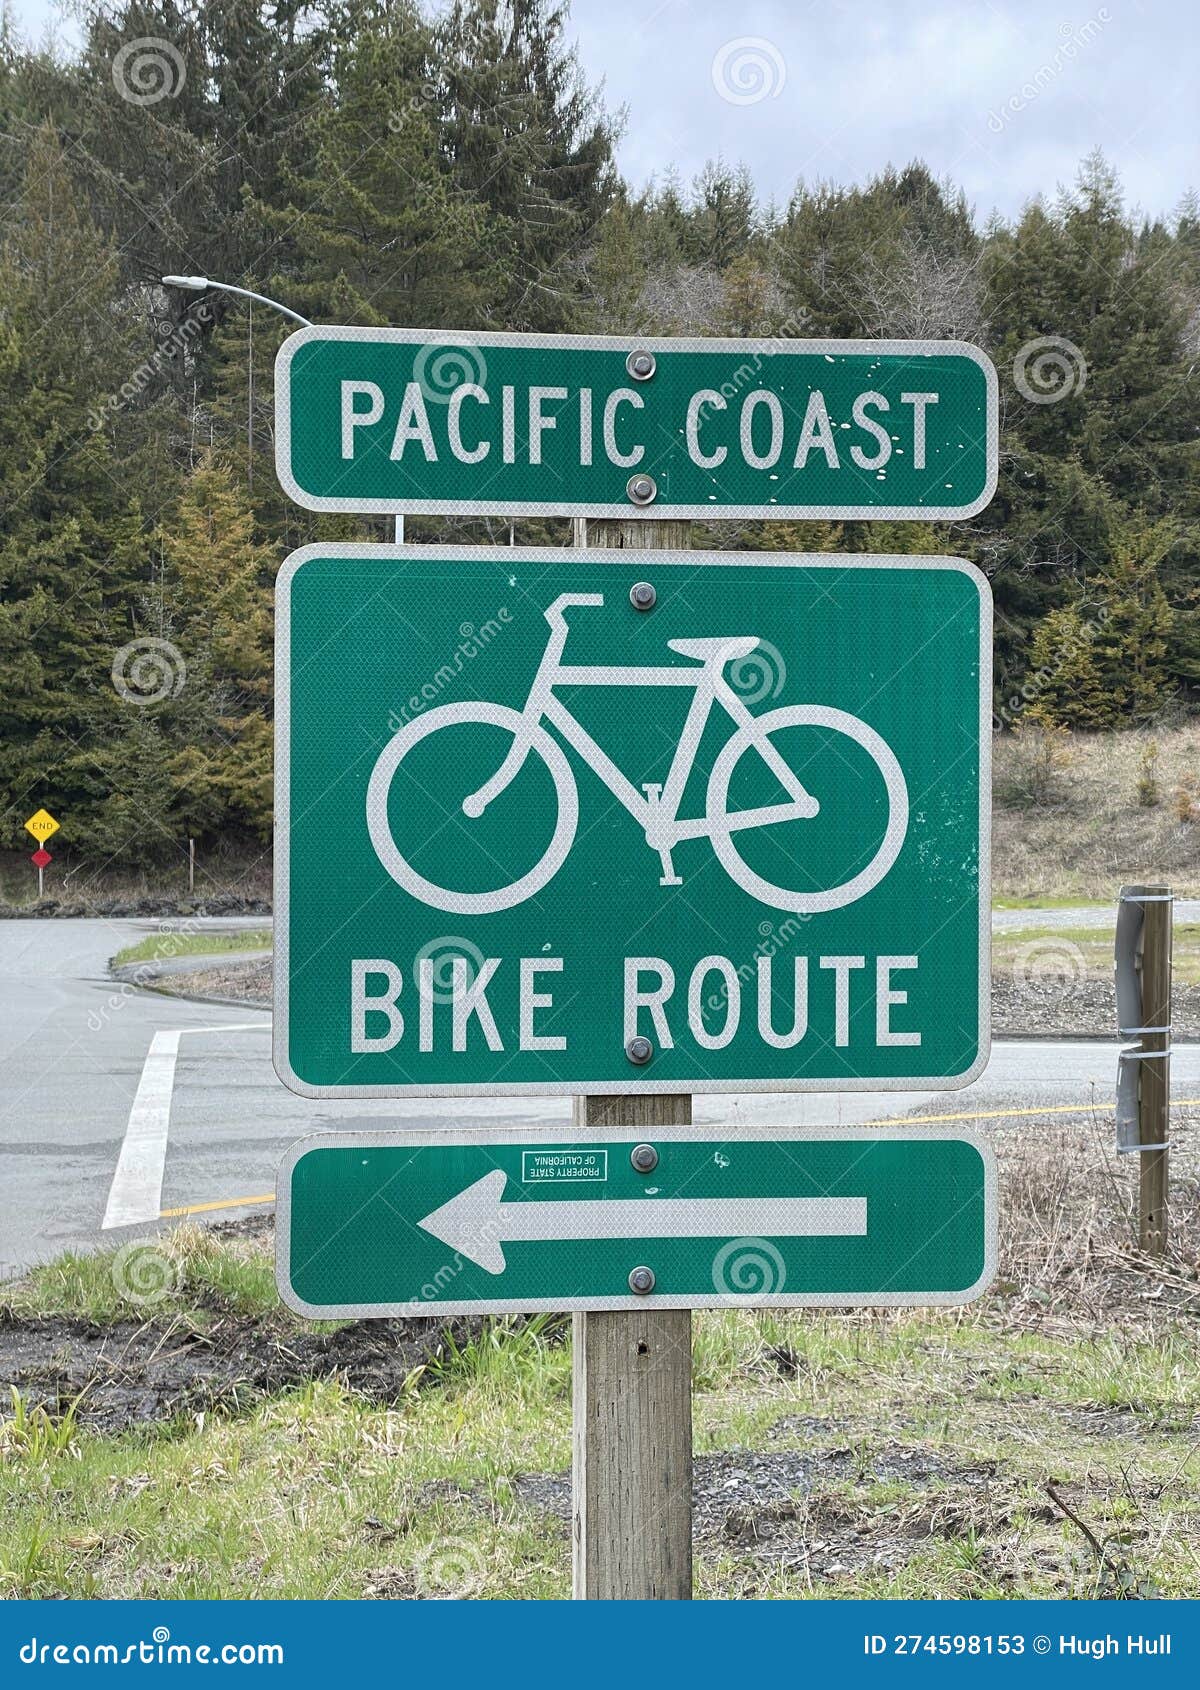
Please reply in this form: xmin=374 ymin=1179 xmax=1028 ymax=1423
xmin=629 ymin=580 xmax=657 ymax=611
xmin=626 ymin=473 xmax=657 ymax=506
xmin=625 ymin=1035 xmax=653 ymax=1065
xmin=630 ymin=1143 xmax=659 ymax=1173
xmin=626 ymin=349 xmax=656 ymax=381
xmin=628 ymin=1265 xmax=656 ymax=1295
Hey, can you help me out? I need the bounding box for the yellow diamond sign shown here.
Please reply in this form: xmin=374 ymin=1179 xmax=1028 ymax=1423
xmin=24 ymin=808 xmax=60 ymax=843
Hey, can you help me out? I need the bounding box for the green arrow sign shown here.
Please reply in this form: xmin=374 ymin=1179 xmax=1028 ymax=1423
xmin=274 ymin=328 xmax=997 ymax=520
xmin=276 ymin=1128 xmax=997 ymax=1315
xmin=274 ymin=546 xmax=990 ymax=1098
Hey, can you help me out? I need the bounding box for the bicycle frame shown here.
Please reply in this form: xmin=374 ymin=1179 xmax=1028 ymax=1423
xmin=465 ymin=595 xmax=818 ymax=854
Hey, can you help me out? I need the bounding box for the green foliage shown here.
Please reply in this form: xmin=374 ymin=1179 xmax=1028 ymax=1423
xmin=0 ymin=7 xmax=1197 ymax=863
xmin=1136 ymin=742 xmax=1161 ymax=808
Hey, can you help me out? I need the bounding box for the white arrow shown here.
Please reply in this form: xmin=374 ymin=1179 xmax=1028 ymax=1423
xmin=417 ymin=1169 xmax=868 ymax=1274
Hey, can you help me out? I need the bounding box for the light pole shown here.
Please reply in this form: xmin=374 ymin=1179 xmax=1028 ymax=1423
xmin=161 ymin=275 xmax=404 ymax=542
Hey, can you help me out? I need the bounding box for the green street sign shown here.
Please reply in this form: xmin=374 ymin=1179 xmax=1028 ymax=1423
xmin=274 ymin=546 xmax=990 ymax=1098
xmin=274 ymin=328 xmax=997 ymax=521
xmin=276 ymin=1127 xmax=997 ymax=1316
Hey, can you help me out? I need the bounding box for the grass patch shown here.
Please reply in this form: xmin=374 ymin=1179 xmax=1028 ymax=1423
xmin=993 ymin=922 xmax=1200 ymax=985
xmin=2 ymin=1227 xmax=279 ymax=1324
xmin=992 ymin=723 xmax=1200 ymax=899
xmin=3 ymin=1310 xmax=1198 ymax=1599
xmin=112 ymin=929 xmax=272 ymax=968
xmin=3 ymin=1121 xmax=1200 ymax=1599
xmin=992 ymin=895 xmax=1108 ymax=910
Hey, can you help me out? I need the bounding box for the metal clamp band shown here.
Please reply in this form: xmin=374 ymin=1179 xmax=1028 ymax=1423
xmin=1116 ymin=1142 xmax=1169 ymax=1153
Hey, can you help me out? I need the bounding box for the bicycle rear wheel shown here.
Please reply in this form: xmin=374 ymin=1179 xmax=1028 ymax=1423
xmin=706 ymin=704 xmax=908 ymax=913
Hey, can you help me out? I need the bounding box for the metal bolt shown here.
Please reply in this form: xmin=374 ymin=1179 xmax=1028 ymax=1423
xmin=626 ymin=473 xmax=657 ymax=506
xmin=629 ymin=580 xmax=657 ymax=612
xmin=630 ymin=1143 xmax=659 ymax=1173
xmin=628 ymin=1265 xmax=656 ymax=1295
xmin=625 ymin=1035 xmax=653 ymax=1065
xmin=626 ymin=349 xmax=656 ymax=381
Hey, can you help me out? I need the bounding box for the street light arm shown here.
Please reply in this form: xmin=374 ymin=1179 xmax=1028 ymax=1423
xmin=161 ymin=275 xmax=312 ymax=327
xmin=160 ymin=273 xmax=399 ymax=538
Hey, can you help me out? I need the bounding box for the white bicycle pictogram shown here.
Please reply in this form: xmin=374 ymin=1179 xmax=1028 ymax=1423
xmin=367 ymin=593 xmax=908 ymax=916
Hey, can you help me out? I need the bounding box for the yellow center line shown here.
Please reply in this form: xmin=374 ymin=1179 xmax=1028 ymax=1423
xmin=160 ymin=1192 xmax=275 ymax=1218
xmin=157 ymin=1096 xmax=1200 ymax=1220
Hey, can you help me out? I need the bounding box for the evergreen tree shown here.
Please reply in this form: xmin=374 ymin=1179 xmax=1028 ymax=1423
xmin=0 ymin=128 xmax=153 ymax=850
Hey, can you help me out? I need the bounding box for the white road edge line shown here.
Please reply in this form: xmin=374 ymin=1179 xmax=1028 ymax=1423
xmin=102 ymin=1030 xmax=181 ymax=1229
xmin=101 ymin=1021 xmax=270 ymax=1230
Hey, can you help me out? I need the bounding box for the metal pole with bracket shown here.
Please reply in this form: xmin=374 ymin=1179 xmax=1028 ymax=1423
xmin=571 ymin=404 xmax=695 ymax=1598
xmin=1114 ymin=883 xmax=1172 ymax=1254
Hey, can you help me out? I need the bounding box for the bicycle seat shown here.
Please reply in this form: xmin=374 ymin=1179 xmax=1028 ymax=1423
xmin=667 ymin=636 xmax=760 ymax=663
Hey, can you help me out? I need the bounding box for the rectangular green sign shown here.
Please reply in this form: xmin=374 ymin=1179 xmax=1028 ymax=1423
xmin=276 ymin=1127 xmax=997 ymax=1316
xmin=275 ymin=329 xmax=997 ymax=520
xmin=274 ymin=546 xmax=990 ymax=1098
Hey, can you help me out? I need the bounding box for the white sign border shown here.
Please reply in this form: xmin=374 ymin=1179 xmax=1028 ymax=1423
xmin=274 ymin=328 xmax=999 ymax=521
xmin=274 ymin=545 xmax=992 ymax=1101
xmin=275 ymin=1124 xmax=999 ymax=1318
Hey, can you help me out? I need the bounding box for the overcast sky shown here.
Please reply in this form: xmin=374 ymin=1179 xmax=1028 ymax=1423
xmin=8 ymin=0 xmax=1197 ymax=224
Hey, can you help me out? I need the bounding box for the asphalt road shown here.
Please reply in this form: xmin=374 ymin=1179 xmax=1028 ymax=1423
xmin=2 ymin=916 xmax=1197 ymax=1279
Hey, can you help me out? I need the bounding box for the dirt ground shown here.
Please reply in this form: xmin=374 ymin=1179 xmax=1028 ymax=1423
xmin=0 ymin=1298 xmax=480 ymax=1436
xmin=4 ymin=1116 xmax=1198 ymax=1435
xmin=2 ymin=1115 xmax=1199 ymax=1599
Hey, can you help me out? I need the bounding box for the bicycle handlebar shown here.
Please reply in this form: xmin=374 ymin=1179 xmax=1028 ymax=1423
xmin=545 ymin=593 xmax=604 ymax=626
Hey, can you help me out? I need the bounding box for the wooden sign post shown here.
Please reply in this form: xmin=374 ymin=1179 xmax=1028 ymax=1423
xmin=573 ymin=514 xmax=694 ymax=1601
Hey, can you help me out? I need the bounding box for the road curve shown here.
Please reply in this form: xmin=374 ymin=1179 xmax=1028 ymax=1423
xmin=2 ymin=918 xmax=1196 ymax=1278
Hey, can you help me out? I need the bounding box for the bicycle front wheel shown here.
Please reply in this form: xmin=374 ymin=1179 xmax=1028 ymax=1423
xmin=706 ymin=704 xmax=908 ymax=914
xmin=366 ymin=701 xmax=578 ymax=915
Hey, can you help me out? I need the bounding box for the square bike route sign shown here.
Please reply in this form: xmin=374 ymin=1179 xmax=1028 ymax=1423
xmin=274 ymin=545 xmax=991 ymax=1099
xmin=276 ymin=1127 xmax=998 ymax=1317
xmin=274 ymin=328 xmax=997 ymax=522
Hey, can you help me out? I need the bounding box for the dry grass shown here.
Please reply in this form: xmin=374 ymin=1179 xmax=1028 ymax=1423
xmin=994 ymin=1105 xmax=1200 ymax=1331
xmin=993 ymin=724 xmax=1200 ymax=898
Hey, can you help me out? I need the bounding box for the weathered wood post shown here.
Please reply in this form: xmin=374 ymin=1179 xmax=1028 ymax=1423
xmin=571 ymin=512 xmax=694 ymax=1601
xmin=1138 ymin=886 xmax=1172 ymax=1255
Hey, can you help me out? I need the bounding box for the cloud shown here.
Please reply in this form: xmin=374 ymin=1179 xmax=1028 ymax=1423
xmin=569 ymin=0 xmax=1197 ymax=221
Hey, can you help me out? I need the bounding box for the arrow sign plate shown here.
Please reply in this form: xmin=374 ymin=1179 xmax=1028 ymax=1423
xmin=276 ymin=1127 xmax=996 ymax=1316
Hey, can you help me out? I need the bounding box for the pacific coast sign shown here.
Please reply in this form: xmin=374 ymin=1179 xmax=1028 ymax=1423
xmin=274 ymin=328 xmax=998 ymax=522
